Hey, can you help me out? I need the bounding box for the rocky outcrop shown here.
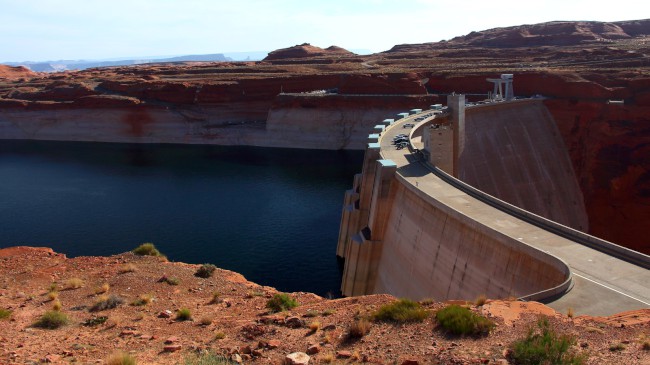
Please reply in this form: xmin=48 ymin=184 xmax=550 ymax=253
xmin=0 ymin=65 xmax=36 ymax=80
xmin=264 ymin=43 xmax=355 ymax=60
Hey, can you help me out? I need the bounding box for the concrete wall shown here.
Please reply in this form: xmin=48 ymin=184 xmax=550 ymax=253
xmin=337 ymin=101 xmax=578 ymax=301
xmin=373 ymin=179 xmax=569 ymax=300
xmin=459 ymin=100 xmax=588 ymax=231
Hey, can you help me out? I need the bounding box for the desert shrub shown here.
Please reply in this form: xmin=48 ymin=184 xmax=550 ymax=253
xmin=510 ymin=318 xmax=586 ymax=365
xmin=266 ymin=293 xmax=298 ymax=313
xmin=132 ymin=243 xmax=163 ymax=257
xmin=322 ymin=308 xmax=335 ymax=316
xmin=65 ymin=278 xmax=84 ymax=289
xmin=47 ymin=291 xmax=59 ymax=301
xmin=435 ymin=304 xmax=494 ymax=336
xmin=372 ymin=298 xmax=429 ymax=323
xmin=209 ymin=292 xmax=221 ymax=304
xmin=82 ymin=316 xmax=108 ymax=327
xmin=95 ymin=283 xmax=110 ymax=294
xmin=106 ymin=350 xmax=137 ymax=365
xmin=176 ymin=308 xmax=192 ymax=321
xmin=131 ymin=294 xmax=153 ymax=306
xmin=309 ymin=320 xmax=321 ymax=333
xmin=0 ymin=309 xmax=12 ymax=320
xmin=348 ymin=318 xmax=371 ymax=339
xmin=158 ymin=275 xmax=179 ymax=285
xmin=183 ymin=351 xmax=235 ymax=365
xmin=52 ymin=299 xmax=62 ymax=311
xmin=475 ymin=294 xmax=487 ymax=306
xmin=195 ymin=264 xmax=217 ymax=278
xmin=90 ymin=295 xmax=124 ymax=312
xmin=199 ymin=316 xmax=214 ymax=326
xmin=118 ymin=263 xmax=137 ymax=273
xmin=609 ymin=343 xmax=626 ymax=352
xmin=304 ymin=309 xmax=319 ymax=317
xmin=214 ymin=331 xmax=226 ymax=340
xmin=33 ymin=310 xmax=69 ymax=329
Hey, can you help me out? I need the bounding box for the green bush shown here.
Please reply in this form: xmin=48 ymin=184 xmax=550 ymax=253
xmin=372 ymin=298 xmax=429 ymax=323
xmin=510 ymin=318 xmax=586 ymax=365
xmin=82 ymin=316 xmax=108 ymax=327
xmin=195 ymin=264 xmax=217 ymax=278
xmin=176 ymin=308 xmax=192 ymax=321
xmin=435 ymin=304 xmax=494 ymax=336
xmin=90 ymin=295 xmax=124 ymax=312
xmin=33 ymin=310 xmax=69 ymax=329
xmin=266 ymin=293 xmax=298 ymax=313
xmin=132 ymin=243 xmax=164 ymax=257
xmin=183 ymin=351 xmax=236 ymax=365
xmin=0 ymin=309 xmax=12 ymax=320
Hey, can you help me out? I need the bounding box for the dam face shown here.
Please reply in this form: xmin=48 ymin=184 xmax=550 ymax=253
xmin=337 ymin=98 xmax=650 ymax=315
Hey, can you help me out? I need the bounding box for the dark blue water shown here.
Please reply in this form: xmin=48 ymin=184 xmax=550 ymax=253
xmin=0 ymin=140 xmax=363 ymax=297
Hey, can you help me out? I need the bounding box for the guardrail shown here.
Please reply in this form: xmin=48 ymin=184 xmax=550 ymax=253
xmin=404 ymin=110 xmax=650 ymax=270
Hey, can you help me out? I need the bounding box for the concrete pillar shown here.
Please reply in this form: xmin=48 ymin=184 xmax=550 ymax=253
xmin=447 ymin=94 xmax=465 ymax=177
xmin=367 ymin=159 xmax=398 ymax=240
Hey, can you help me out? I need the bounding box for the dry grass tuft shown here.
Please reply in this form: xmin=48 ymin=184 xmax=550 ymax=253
xmin=131 ymin=294 xmax=153 ymax=306
xmin=475 ymin=294 xmax=487 ymax=306
xmin=105 ymin=350 xmax=136 ymax=365
xmin=348 ymin=318 xmax=371 ymax=339
xmin=118 ymin=263 xmax=137 ymax=274
xmin=65 ymin=278 xmax=84 ymax=290
xmin=95 ymin=283 xmax=110 ymax=294
xmin=47 ymin=291 xmax=59 ymax=301
xmin=309 ymin=320 xmax=321 ymax=333
xmin=52 ymin=299 xmax=62 ymax=311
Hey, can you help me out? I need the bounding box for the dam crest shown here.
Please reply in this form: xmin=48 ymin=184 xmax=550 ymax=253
xmin=336 ymin=94 xmax=650 ymax=316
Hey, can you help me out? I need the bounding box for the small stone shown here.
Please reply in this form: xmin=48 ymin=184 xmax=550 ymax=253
xmin=267 ymin=339 xmax=281 ymax=349
xmin=306 ymin=344 xmax=320 ymax=355
xmin=401 ymin=360 xmax=419 ymax=365
xmin=337 ymin=350 xmax=352 ymax=358
xmin=241 ymin=354 xmax=252 ymax=361
xmin=164 ymin=344 xmax=182 ymax=352
xmin=165 ymin=336 xmax=179 ymax=344
xmin=241 ymin=345 xmax=252 ymax=354
xmin=622 ymin=340 xmax=630 ymax=344
xmin=322 ymin=324 xmax=336 ymax=331
xmin=231 ymin=354 xmax=242 ymax=363
xmin=44 ymin=354 xmax=62 ymax=363
xmin=285 ymin=352 xmax=310 ymax=365
xmin=252 ymin=349 xmax=264 ymax=357
xmin=285 ymin=316 xmax=304 ymax=328
xmin=158 ymin=310 xmax=173 ymax=318
xmin=119 ymin=330 xmax=136 ymax=337
xmin=580 ymin=342 xmax=589 ymax=348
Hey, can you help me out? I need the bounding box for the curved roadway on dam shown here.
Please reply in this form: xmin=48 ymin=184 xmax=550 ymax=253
xmin=376 ymin=105 xmax=649 ymax=316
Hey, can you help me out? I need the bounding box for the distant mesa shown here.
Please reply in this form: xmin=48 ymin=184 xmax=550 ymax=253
xmin=387 ymin=19 xmax=650 ymax=52
xmin=264 ymin=43 xmax=355 ymax=60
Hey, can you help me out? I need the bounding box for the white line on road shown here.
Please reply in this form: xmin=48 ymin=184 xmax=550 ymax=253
xmin=573 ymin=273 xmax=650 ymax=306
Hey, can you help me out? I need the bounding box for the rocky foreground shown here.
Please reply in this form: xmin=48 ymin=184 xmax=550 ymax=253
xmin=0 ymin=246 xmax=648 ymax=364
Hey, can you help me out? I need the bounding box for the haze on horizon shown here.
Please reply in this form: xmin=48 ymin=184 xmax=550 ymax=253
xmin=1 ymin=0 xmax=646 ymax=63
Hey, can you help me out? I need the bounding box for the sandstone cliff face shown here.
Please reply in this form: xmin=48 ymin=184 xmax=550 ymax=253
xmin=0 ymin=65 xmax=36 ymax=80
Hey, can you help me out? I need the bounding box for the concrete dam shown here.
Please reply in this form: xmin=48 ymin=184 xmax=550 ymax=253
xmin=337 ymin=96 xmax=650 ymax=316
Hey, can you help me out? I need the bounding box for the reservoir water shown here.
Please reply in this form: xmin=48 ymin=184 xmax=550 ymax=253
xmin=0 ymin=140 xmax=363 ymax=297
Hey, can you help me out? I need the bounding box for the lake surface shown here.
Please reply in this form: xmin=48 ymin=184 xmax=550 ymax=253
xmin=0 ymin=140 xmax=363 ymax=297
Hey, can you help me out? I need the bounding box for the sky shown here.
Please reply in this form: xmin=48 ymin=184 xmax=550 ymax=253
xmin=0 ymin=0 xmax=647 ymax=62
